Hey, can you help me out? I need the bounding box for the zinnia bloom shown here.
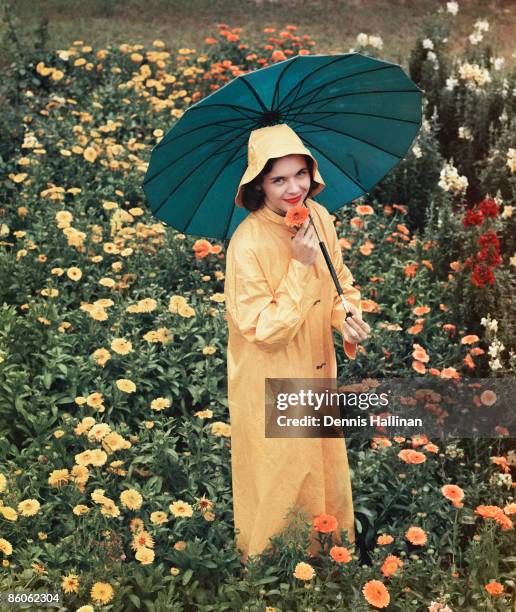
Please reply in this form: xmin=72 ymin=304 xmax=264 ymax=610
xmin=284 ymin=205 xmax=309 ymax=228
xmin=362 ymin=579 xmax=390 ymax=608
xmin=90 ymin=581 xmax=114 ymax=605
xmin=293 ymin=561 xmax=315 ymax=580
xmin=405 ymin=526 xmax=428 ymax=545
xmin=313 ymin=513 xmax=338 ymax=533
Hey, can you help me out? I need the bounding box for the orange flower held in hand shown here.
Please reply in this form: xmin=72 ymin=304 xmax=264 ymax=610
xmin=285 ymin=205 xmax=309 ymax=228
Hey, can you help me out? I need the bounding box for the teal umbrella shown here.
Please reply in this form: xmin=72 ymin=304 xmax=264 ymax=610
xmin=143 ymin=52 xmax=422 ymax=240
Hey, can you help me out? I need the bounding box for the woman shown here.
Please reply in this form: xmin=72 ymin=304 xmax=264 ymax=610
xmin=224 ymin=123 xmax=370 ymax=563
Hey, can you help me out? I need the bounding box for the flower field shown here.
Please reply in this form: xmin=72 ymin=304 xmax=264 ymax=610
xmin=0 ymin=4 xmax=515 ymax=611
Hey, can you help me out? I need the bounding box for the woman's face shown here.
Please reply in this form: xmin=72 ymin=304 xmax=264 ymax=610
xmin=261 ymin=154 xmax=312 ymax=216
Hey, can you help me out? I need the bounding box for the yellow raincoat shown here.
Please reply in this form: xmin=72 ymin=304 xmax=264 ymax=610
xmin=224 ymin=124 xmax=363 ymax=562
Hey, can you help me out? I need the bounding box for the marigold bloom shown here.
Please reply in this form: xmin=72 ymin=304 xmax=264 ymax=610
xmin=377 ymin=534 xmax=394 ymax=545
xmin=413 ymin=305 xmax=430 ymax=315
xmin=284 ymin=205 xmax=309 ymax=227
xmin=479 ymin=390 xmax=497 ymax=406
xmin=61 ymin=574 xmax=80 ymax=594
xmin=329 ymin=545 xmax=352 ymax=563
xmin=356 ymin=204 xmax=374 ymax=215
xmin=90 ymin=582 xmax=114 ymax=605
xmin=17 ymin=499 xmax=41 ymax=516
xmin=120 ymin=489 xmax=143 ymax=510
xmin=313 ymin=513 xmax=338 ymax=533
xmin=405 ymin=526 xmax=428 ymax=545
xmin=485 ymin=581 xmax=504 ymax=596
xmin=381 ymin=554 xmax=403 ymax=577
xmin=441 ymin=484 xmax=465 ymax=505
xmin=461 ymin=334 xmax=479 ymax=344
xmin=293 ymin=561 xmax=315 ymax=580
xmin=362 ymin=579 xmax=390 ymax=608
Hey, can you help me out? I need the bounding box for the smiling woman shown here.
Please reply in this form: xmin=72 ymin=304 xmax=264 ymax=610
xmin=224 ymin=123 xmax=368 ymax=563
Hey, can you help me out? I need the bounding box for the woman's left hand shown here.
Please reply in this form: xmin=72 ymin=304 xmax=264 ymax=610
xmin=341 ymin=303 xmax=370 ymax=344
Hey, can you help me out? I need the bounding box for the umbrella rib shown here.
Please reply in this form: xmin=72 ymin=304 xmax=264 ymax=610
xmin=287 ymin=88 xmax=421 ymax=117
xmin=238 ymin=77 xmax=269 ymax=113
xmin=289 ymin=109 xmax=421 ymax=125
xmin=144 ymin=125 xmax=247 ymax=185
xmin=151 ymin=133 xmax=249 ymax=214
xmin=299 ymin=133 xmax=374 ymax=193
xmin=183 ymin=145 xmax=246 ymax=235
xmin=271 ymin=55 xmax=300 ymax=111
xmin=281 ymin=64 xmax=401 ymax=113
xmin=153 ymin=116 xmax=255 ymax=152
xmin=278 ymin=54 xmax=354 ymax=113
xmin=292 ymin=116 xmax=403 ymax=159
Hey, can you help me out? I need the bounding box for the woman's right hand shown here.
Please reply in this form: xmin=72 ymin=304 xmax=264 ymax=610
xmin=291 ymin=216 xmax=319 ymax=267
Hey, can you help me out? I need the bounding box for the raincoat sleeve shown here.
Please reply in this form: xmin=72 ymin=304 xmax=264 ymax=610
xmin=324 ymin=213 xmax=363 ymax=360
xmin=225 ymin=241 xmax=323 ymax=352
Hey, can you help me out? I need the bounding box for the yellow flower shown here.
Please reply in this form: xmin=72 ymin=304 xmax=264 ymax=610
xmin=83 ymin=147 xmax=98 ymax=162
xmin=150 ymin=511 xmax=168 ymax=525
xmin=194 ymin=409 xmax=213 ymax=419
xmin=76 ymin=606 xmax=94 ymax=612
xmin=168 ymin=295 xmax=188 ymax=313
xmin=66 ymin=266 xmax=82 ymax=281
xmin=73 ymin=504 xmax=91 ymax=516
xmin=0 ymin=538 xmax=13 ymax=556
xmin=53 ymin=429 xmax=65 ymax=439
xmin=99 ymin=277 xmax=116 ymax=287
xmin=90 ymin=581 xmax=114 ymax=605
xmin=86 ymin=392 xmax=104 ymax=409
xmin=92 ymin=348 xmax=111 ymax=367
xmin=120 ymin=489 xmax=143 ymax=510
xmin=173 ymin=540 xmax=187 ymax=551
xmin=48 ymin=468 xmax=70 ymax=488
xmin=202 ymin=346 xmax=217 ymax=355
xmin=111 ymin=338 xmax=133 ymax=355
xmin=151 ymin=397 xmax=171 ymax=411
xmin=293 ymin=561 xmax=315 ymax=581
xmin=17 ymin=499 xmax=41 ymax=517
xmin=135 ymin=546 xmax=155 ymax=564
xmin=169 ymin=500 xmax=193 ymax=518
xmin=116 ymin=378 xmax=136 ymax=393
xmin=0 ymin=506 xmax=18 ymax=521
xmin=9 ymin=173 xmax=28 ymax=183
xmin=131 ymin=530 xmax=155 ymax=550
xmin=170 ymin=567 xmax=180 ymax=576
xmin=210 ymin=293 xmax=225 ymax=303
xmin=178 ymin=304 xmax=195 ymax=318
xmin=0 ymin=473 xmax=6 ymax=492
xmin=51 ymin=70 xmax=64 ymax=81
xmin=211 ymin=422 xmax=231 ymax=437
xmin=61 ymin=573 xmax=80 ymax=594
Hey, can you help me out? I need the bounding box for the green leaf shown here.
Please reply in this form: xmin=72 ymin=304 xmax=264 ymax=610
xmin=182 ymin=569 xmax=193 ymax=585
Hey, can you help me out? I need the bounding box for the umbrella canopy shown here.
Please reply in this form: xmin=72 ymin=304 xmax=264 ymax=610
xmin=143 ymin=52 xmax=423 ymax=240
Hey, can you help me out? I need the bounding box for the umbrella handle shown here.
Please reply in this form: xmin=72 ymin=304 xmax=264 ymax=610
xmin=318 ymin=240 xmax=353 ymax=319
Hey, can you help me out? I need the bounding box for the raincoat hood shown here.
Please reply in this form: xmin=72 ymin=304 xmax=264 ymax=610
xmin=234 ymin=123 xmax=326 ymax=208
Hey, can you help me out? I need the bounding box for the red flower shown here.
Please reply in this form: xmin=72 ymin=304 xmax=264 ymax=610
xmin=477 ymin=230 xmax=500 ymax=250
xmin=478 ymin=198 xmax=499 ymax=218
xmin=471 ymin=263 xmax=495 ymax=287
xmin=462 ymin=208 xmax=484 ymax=227
xmin=477 ymin=248 xmax=502 ymax=266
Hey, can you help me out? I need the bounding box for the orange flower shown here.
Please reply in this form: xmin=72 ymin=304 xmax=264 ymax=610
xmin=405 ymin=526 xmax=427 ymax=546
xmin=475 ymin=505 xmax=504 ymax=519
xmin=192 ymin=239 xmax=212 ymax=259
xmin=362 ymin=579 xmax=390 ymax=608
xmin=412 ymin=360 xmax=426 ymax=374
xmin=209 ymin=244 xmax=222 ymax=255
xmin=492 ymin=456 xmax=510 ymax=473
xmin=411 ymin=434 xmax=428 ymax=447
xmin=313 ymin=513 xmax=338 ymax=533
xmin=339 ymin=237 xmax=352 ymax=249
xmin=396 ymin=223 xmax=410 ymax=235
xmin=464 ymin=354 xmax=475 ymax=369
xmin=329 ymin=545 xmax=352 ymax=563
xmin=413 ymin=305 xmax=430 ymax=315
xmin=408 ymin=323 xmax=424 ymax=335
xmin=479 ymin=390 xmax=497 ymax=406
xmin=412 ymin=348 xmax=429 ymax=362
xmin=461 ymin=334 xmax=479 ymax=344
xmin=424 ymin=443 xmax=439 ymax=453
xmin=470 ymin=347 xmax=484 ymax=356
xmin=377 ymin=534 xmax=394 ymax=545
xmin=359 ymin=240 xmax=374 ymax=256
xmin=356 ymin=204 xmax=374 ymax=215
xmin=450 ymin=261 xmax=461 ymax=271
xmin=271 ymin=50 xmax=287 ymax=62
xmin=504 ymin=503 xmax=516 ymax=515
xmin=440 ymin=367 xmax=460 ymax=380
xmin=441 ymin=484 xmax=465 ymax=505
xmin=284 ymin=205 xmax=308 ymax=228
xmin=381 ymin=554 xmax=403 ymax=577
xmin=485 ymin=581 xmax=504 ymax=597
xmin=350 ymin=217 xmax=364 ymax=229
xmin=398 ymin=449 xmax=426 ymax=464
xmin=403 ymin=263 xmax=419 ymax=277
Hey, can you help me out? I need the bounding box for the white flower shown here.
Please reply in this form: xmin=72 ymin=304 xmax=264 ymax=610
xmin=422 ymin=38 xmax=434 ymax=50
xmin=438 ymin=160 xmax=468 ymax=195
xmin=474 ymin=18 xmax=490 ymax=33
xmin=492 ymin=57 xmax=505 ymax=71
xmin=427 ymin=51 xmax=437 ymax=63
xmin=506 ymin=148 xmax=516 ymax=173
xmin=446 ymin=1 xmax=458 ymax=16
xmin=510 ymin=253 xmax=516 ymax=267
xmin=369 ymin=35 xmax=384 ymax=49
xmin=412 ymin=144 xmax=422 ymax=158
xmin=458 ymin=126 xmax=472 ymax=140
xmin=356 ymin=33 xmax=369 ymax=47
xmin=489 ymin=358 xmax=502 ymax=370
xmin=468 ymin=31 xmax=483 ymax=45
xmin=446 ymin=77 xmax=458 ymax=91
xmin=501 ymin=205 xmax=513 ymax=219
xmin=458 ymin=62 xmax=491 ymax=89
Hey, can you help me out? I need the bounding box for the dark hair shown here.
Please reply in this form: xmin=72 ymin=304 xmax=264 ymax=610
xmin=240 ymin=154 xmax=319 ymax=212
